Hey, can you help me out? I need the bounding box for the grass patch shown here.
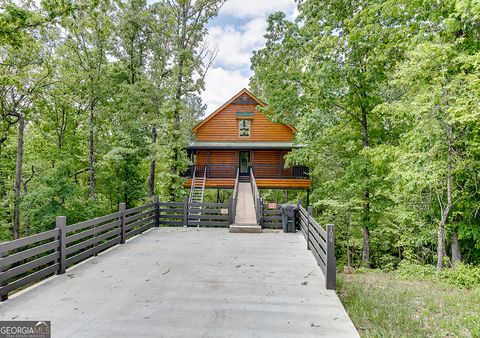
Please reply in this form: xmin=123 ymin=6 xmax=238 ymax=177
xmin=337 ymin=270 xmax=480 ymax=337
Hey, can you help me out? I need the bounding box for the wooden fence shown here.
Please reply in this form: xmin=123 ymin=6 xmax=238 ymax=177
xmin=262 ymin=206 xmax=282 ymax=229
xmin=0 ymin=195 xmax=335 ymax=300
xmin=0 ymin=197 xmax=231 ymax=301
xmin=156 ymin=198 xmax=230 ymax=228
xmin=297 ymin=202 xmax=336 ymax=290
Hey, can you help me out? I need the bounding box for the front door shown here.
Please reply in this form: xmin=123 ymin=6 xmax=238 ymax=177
xmin=239 ymin=151 xmax=250 ymax=176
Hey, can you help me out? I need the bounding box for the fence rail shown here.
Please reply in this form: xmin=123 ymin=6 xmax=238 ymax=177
xmin=262 ymin=206 xmax=282 ymax=229
xmin=297 ymin=203 xmax=336 ymax=290
xmin=0 ymin=197 xmax=234 ymax=301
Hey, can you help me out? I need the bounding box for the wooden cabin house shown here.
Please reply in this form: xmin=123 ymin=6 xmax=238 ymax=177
xmin=183 ymin=89 xmax=310 ymax=190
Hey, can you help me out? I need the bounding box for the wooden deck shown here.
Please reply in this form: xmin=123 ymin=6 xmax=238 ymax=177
xmin=183 ymin=178 xmax=311 ymax=189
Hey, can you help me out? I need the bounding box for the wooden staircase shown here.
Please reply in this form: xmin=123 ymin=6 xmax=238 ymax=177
xmin=189 ymin=167 xmax=206 ymax=225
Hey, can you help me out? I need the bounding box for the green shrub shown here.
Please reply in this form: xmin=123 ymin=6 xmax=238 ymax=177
xmin=439 ymin=263 xmax=480 ymax=288
xmin=394 ymin=260 xmax=480 ymax=288
xmin=395 ymin=260 xmax=436 ymax=280
xmin=378 ymin=254 xmax=400 ymax=271
xmin=354 ymin=267 xmax=370 ymax=274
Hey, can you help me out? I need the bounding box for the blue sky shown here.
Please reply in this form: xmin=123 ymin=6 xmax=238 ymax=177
xmin=202 ymin=0 xmax=297 ymax=115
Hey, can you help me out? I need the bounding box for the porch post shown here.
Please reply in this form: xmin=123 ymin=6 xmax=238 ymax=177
xmin=207 ymin=151 xmax=211 ymax=178
xmin=251 ymin=150 xmax=255 ymax=174
xmin=278 ymin=151 xmax=282 ymax=177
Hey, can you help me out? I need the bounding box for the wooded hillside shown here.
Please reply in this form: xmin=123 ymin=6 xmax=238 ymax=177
xmin=0 ymin=0 xmax=224 ymax=240
xmin=250 ymin=0 xmax=480 ymax=269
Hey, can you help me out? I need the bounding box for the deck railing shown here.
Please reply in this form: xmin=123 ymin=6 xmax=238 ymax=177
xmin=252 ymin=164 xmax=309 ymax=179
xmin=0 ymin=198 xmax=232 ymax=301
xmin=297 ymin=200 xmax=336 ymax=290
xmin=183 ymin=164 xmax=309 ymax=179
xmin=254 ymin=198 xmax=336 ymax=290
xmin=0 ymin=195 xmax=335 ymax=300
xmin=262 ymin=205 xmax=282 ymax=229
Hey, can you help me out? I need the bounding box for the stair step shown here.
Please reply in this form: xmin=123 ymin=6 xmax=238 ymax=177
xmin=229 ymin=224 xmax=262 ymax=233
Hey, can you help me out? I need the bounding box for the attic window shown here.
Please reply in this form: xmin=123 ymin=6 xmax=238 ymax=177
xmin=239 ymin=119 xmax=250 ymax=137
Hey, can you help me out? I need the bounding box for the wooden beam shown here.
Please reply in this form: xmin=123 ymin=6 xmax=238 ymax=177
xmin=183 ymin=178 xmax=311 ymax=189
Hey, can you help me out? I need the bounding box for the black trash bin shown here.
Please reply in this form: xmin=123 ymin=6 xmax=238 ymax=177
xmin=280 ymin=204 xmax=298 ymax=233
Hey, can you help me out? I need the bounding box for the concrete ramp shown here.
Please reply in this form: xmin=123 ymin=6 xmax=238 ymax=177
xmin=229 ymin=182 xmax=262 ymax=233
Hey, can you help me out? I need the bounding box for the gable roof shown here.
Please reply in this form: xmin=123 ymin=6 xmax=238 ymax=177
xmin=192 ymin=88 xmax=296 ymax=133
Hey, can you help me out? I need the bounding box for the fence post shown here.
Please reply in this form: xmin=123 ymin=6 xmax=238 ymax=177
xmin=304 ymin=206 xmax=312 ymax=250
xmin=326 ymin=224 xmax=336 ymax=290
xmin=183 ymin=196 xmax=189 ymax=227
xmin=296 ymin=198 xmax=302 ymax=232
xmin=259 ymin=198 xmax=264 ymax=228
xmin=228 ymin=197 xmax=234 ymax=225
xmin=119 ymin=203 xmax=126 ymax=244
xmin=0 ymin=248 xmax=8 ymax=301
xmin=153 ymin=195 xmax=160 ymax=227
xmin=56 ymin=216 xmax=67 ymax=275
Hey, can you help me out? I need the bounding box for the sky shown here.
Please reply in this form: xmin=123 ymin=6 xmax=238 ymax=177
xmin=202 ymin=0 xmax=297 ymax=115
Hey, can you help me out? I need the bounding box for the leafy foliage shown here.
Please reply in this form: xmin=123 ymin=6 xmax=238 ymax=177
xmin=0 ymin=0 xmax=221 ymax=240
xmin=251 ymin=0 xmax=480 ymax=268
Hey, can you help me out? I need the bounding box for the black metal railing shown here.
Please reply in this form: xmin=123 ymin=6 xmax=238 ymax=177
xmin=183 ymin=164 xmax=309 ymax=179
xmin=252 ymin=164 xmax=309 ymax=179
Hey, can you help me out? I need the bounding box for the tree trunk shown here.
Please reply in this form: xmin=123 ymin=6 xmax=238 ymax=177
xmin=124 ymin=155 xmax=129 ymax=207
xmin=362 ymin=226 xmax=370 ymax=267
xmin=451 ymin=229 xmax=462 ymax=266
xmin=437 ymin=136 xmax=453 ymax=270
xmin=168 ymin=4 xmax=188 ymax=199
xmin=345 ymin=212 xmax=351 ymax=267
xmin=13 ymin=114 xmax=25 ymax=239
xmin=172 ymin=56 xmax=183 ymax=176
xmin=437 ymin=221 xmax=445 ymax=270
xmin=148 ymin=126 xmax=157 ymax=196
xmin=361 ymin=108 xmax=370 ymax=267
xmin=88 ymin=98 xmax=96 ymax=200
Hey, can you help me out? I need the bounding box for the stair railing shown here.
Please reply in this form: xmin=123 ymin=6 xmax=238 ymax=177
xmin=188 ymin=166 xmax=197 ymax=204
xmin=250 ymin=168 xmax=263 ymax=227
xmin=231 ymin=168 xmax=240 ymax=224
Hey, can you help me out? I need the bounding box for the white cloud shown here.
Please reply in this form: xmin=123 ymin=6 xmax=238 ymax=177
xmin=203 ymin=67 xmax=249 ymax=115
xmin=220 ymin=0 xmax=295 ymax=18
xmin=201 ymin=0 xmax=297 ymax=115
xmin=207 ymin=18 xmax=267 ymax=68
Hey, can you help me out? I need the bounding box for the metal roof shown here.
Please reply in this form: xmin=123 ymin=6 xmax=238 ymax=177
xmin=188 ymin=141 xmax=303 ymax=150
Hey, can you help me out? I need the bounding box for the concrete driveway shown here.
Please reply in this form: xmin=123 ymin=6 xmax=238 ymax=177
xmin=0 ymin=228 xmax=358 ymax=338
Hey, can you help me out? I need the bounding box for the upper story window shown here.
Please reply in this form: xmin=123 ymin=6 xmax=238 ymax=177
xmin=239 ymin=119 xmax=250 ymax=137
